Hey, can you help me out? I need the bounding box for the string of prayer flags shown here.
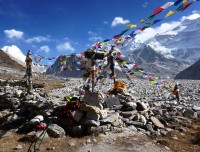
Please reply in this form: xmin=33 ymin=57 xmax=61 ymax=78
xmin=113 ymin=29 xmax=129 ymax=39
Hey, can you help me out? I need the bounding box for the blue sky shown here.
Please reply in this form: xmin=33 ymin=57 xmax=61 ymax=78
xmin=0 ymin=0 xmax=199 ymax=64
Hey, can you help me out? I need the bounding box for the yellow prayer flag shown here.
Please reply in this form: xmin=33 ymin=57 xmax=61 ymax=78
xmin=125 ymin=24 xmax=137 ymax=29
xmin=165 ymin=10 xmax=175 ymax=18
xmin=183 ymin=0 xmax=188 ymax=3
xmin=140 ymin=19 xmax=145 ymax=23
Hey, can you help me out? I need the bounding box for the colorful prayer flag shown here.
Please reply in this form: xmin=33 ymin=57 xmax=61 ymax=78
xmin=125 ymin=24 xmax=137 ymax=29
xmin=152 ymin=6 xmax=164 ymax=15
xmin=165 ymin=10 xmax=175 ymax=18
xmin=182 ymin=2 xmax=193 ymax=11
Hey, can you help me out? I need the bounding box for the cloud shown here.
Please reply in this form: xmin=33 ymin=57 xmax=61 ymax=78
xmin=142 ymin=2 xmax=149 ymax=8
xmin=39 ymin=45 xmax=50 ymax=53
xmin=181 ymin=11 xmax=200 ymax=21
xmin=56 ymin=42 xmax=75 ymax=52
xmin=135 ymin=11 xmax=200 ymax=43
xmin=111 ymin=17 xmax=130 ymax=27
xmin=135 ymin=21 xmax=180 ymax=42
xmin=103 ymin=21 xmax=109 ymax=24
xmin=4 ymin=29 xmax=24 ymax=39
xmin=25 ymin=36 xmax=50 ymax=43
xmin=88 ymin=31 xmax=103 ymax=42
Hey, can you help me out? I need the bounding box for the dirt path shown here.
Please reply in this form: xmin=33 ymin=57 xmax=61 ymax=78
xmin=76 ymin=130 xmax=168 ymax=152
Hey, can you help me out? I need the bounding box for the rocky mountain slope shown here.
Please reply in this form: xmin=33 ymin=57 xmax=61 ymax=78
xmin=175 ymin=58 xmax=200 ymax=80
xmin=0 ymin=50 xmax=25 ymax=71
xmin=123 ymin=44 xmax=189 ymax=78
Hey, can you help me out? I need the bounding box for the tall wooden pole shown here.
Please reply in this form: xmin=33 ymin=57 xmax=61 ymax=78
xmin=91 ymin=58 xmax=95 ymax=92
xmin=25 ymin=50 xmax=33 ymax=93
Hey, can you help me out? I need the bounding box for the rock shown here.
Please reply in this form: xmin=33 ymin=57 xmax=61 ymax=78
xmin=72 ymin=125 xmax=83 ymax=135
xmin=128 ymin=125 xmax=137 ymax=131
xmin=15 ymin=90 xmax=23 ymax=98
xmin=100 ymin=113 xmax=122 ymax=127
xmin=70 ymin=110 xmax=83 ymax=122
xmin=1 ymin=130 xmax=15 ymax=138
xmin=68 ymin=139 xmax=77 ymax=147
xmin=47 ymin=124 xmax=65 ymax=138
xmin=46 ymin=147 xmax=56 ymax=150
xmin=121 ymin=111 xmax=137 ymax=118
xmin=86 ymin=139 xmax=91 ymax=144
xmin=82 ymin=92 xmax=104 ymax=110
xmin=15 ymin=144 xmax=23 ymax=150
xmin=183 ymin=109 xmax=198 ymax=118
xmin=140 ymin=115 xmax=147 ymax=125
xmin=87 ymin=125 xmax=108 ymax=135
xmin=99 ymin=110 xmax=108 ymax=119
xmin=125 ymin=121 xmax=144 ymax=126
xmin=151 ymin=116 xmax=164 ymax=129
xmin=192 ymin=106 xmax=200 ymax=111
xmin=104 ymin=96 xmax=121 ymax=108
xmin=29 ymin=115 xmax=44 ymax=126
xmin=136 ymin=102 xmax=148 ymax=111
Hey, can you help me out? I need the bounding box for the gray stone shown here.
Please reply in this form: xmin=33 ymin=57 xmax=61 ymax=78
xmin=105 ymin=97 xmax=121 ymax=108
xmin=192 ymin=106 xmax=200 ymax=111
xmin=121 ymin=111 xmax=137 ymax=118
xmin=15 ymin=144 xmax=23 ymax=150
xmin=151 ymin=116 xmax=164 ymax=129
xmin=136 ymin=102 xmax=148 ymax=111
xmin=125 ymin=121 xmax=144 ymax=126
xmin=68 ymin=139 xmax=77 ymax=147
xmin=70 ymin=110 xmax=83 ymax=122
xmin=72 ymin=125 xmax=83 ymax=135
xmin=183 ymin=109 xmax=198 ymax=118
xmin=47 ymin=124 xmax=65 ymax=138
xmin=82 ymin=92 xmax=104 ymax=110
xmin=100 ymin=114 xmax=121 ymax=127
xmin=128 ymin=125 xmax=137 ymax=131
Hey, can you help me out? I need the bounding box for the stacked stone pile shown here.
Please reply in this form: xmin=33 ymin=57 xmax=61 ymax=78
xmin=0 ymin=78 xmax=200 ymax=140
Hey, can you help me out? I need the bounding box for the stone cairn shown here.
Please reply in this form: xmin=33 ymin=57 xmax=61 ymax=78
xmin=0 ymin=78 xmax=200 ymax=142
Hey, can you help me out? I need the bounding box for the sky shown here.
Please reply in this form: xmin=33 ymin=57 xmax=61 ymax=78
xmin=0 ymin=0 xmax=199 ymax=65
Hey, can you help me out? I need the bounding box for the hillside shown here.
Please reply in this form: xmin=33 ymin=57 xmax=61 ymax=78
xmin=0 ymin=50 xmax=25 ymax=71
xmin=175 ymin=58 xmax=200 ymax=80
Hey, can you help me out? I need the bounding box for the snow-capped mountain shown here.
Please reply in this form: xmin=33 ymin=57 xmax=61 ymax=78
xmin=143 ymin=16 xmax=200 ymax=62
xmin=1 ymin=45 xmax=47 ymax=73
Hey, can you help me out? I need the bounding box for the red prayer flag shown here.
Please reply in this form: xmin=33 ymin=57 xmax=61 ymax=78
xmin=134 ymin=64 xmax=139 ymax=69
xmin=113 ymin=34 xmax=121 ymax=39
xmin=153 ymin=6 xmax=164 ymax=15
xmin=81 ymin=52 xmax=85 ymax=56
xmin=182 ymin=2 xmax=193 ymax=12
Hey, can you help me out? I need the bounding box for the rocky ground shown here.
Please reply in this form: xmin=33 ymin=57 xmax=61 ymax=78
xmin=0 ymin=69 xmax=200 ymax=152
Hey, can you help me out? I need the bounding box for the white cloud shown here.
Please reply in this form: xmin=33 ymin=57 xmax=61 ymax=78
xmin=111 ymin=17 xmax=130 ymax=27
xmin=56 ymin=42 xmax=75 ymax=52
xmin=88 ymin=31 xmax=103 ymax=42
xmin=181 ymin=12 xmax=200 ymax=21
xmin=135 ymin=21 xmax=180 ymax=42
xmin=4 ymin=29 xmax=24 ymax=39
xmin=25 ymin=36 xmax=50 ymax=43
xmin=142 ymin=2 xmax=149 ymax=8
xmin=39 ymin=45 xmax=50 ymax=53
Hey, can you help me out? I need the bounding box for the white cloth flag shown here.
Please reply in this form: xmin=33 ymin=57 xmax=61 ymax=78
xmin=161 ymin=2 xmax=175 ymax=9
